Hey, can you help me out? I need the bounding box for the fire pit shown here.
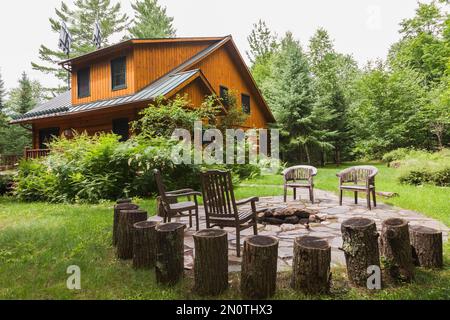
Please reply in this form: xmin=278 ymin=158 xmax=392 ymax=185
xmin=257 ymin=206 xmax=325 ymax=226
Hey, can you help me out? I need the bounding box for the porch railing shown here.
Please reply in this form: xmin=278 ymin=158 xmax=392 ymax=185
xmin=0 ymin=154 xmax=22 ymax=171
xmin=24 ymin=148 xmax=51 ymax=160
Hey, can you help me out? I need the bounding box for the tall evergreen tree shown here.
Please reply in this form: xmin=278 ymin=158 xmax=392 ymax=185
xmin=7 ymin=72 xmax=42 ymax=115
xmin=0 ymin=68 xmax=5 ymax=113
xmin=128 ymin=0 xmax=176 ymax=38
xmin=32 ymin=0 xmax=129 ymax=93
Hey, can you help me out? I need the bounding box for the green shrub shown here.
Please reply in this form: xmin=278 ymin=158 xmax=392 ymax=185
xmin=382 ymin=148 xmax=412 ymax=164
xmin=0 ymin=174 xmax=14 ymax=195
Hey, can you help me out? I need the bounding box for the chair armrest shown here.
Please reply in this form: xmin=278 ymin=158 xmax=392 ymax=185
xmin=166 ymin=191 xmax=202 ymax=199
xmin=236 ymin=197 xmax=259 ymax=206
xmin=166 ymin=188 xmax=194 ymax=195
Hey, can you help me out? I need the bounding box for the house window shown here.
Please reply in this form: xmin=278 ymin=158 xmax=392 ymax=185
xmin=39 ymin=127 xmax=60 ymax=149
xmin=242 ymin=94 xmax=251 ymax=114
xmin=219 ymin=86 xmax=229 ymax=107
xmin=77 ymin=67 xmax=90 ymax=98
xmin=112 ymin=118 xmax=129 ymax=142
xmin=111 ymin=56 xmax=127 ymax=90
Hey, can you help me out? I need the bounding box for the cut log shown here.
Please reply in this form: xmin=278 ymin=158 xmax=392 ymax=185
xmin=113 ymin=203 xmax=139 ymax=246
xmin=379 ymin=218 xmax=414 ymax=282
xmin=376 ymin=191 xmax=399 ymax=198
xmin=341 ymin=217 xmax=380 ymax=287
xmin=410 ymin=225 xmax=443 ymax=268
xmin=291 ymin=236 xmax=331 ymax=294
xmin=133 ymin=221 xmax=158 ymax=269
xmin=240 ymin=235 xmax=278 ymax=299
xmin=155 ymin=223 xmax=185 ymax=285
xmin=116 ymin=209 xmax=147 ymax=260
xmin=193 ymin=229 xmax=228 ymax=296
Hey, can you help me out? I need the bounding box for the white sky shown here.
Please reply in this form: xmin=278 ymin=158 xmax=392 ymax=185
xmin=0 ymin=0 xmax=429 ymax=91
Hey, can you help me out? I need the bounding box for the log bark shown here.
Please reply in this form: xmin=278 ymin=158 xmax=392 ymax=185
xmin=341 ymin=217 xmax=380 ymax=287
xmin=379 ymin=218 xmax=414 ymax=282
xmin=291 ymin=236 xmax=331 ymax=294
xmin=113 ymin=203 xmax=139 ymax=246
xmin=133 ymin=221 xmax=158 ymax=269
xmin=240 ymin=235 xmax=278 ymax=299
xmin=155 ymin=223 xmax=186 ymax=285
xmin=116 ymin=209 xmax=147 ymax=260
xmin=193 ymin=229 xmax=228 ymax=296
xmin=409 ymin=225 xmax=443 ymax=268
xmin=117 ymin=198 xmax=132 ymax=204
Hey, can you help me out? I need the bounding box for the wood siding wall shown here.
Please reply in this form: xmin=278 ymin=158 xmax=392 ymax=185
xmin=71 ymin=49 xmax=135 ymax=105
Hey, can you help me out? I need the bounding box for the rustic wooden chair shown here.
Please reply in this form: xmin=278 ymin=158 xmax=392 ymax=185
xmin=200 ymin=170 xmax=259 ymax=257
xmin=153 ymin=169 xmax=201 ymax=230
xmin=336 ymin=166 xmax=378 ymax=210
xmin=282 ymin=165 xmax=318 ymax=203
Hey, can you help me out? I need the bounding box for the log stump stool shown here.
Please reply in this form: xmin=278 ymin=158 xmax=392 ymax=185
xmin=341 ymin=217 xmax=380 ymax=287
xmin=410 ymin=225 xmax=443 ymax=268
xmin=113 ymin=203 xmax=139 ymax=246
xmin=379 ymin=218 xmax=414 ymax=282
xmin=117 ymin=209 xmax=147 ymax=260
xmin=240 ymin=235 xmax=279 ymax=299
xmin=116 ymin=198 xmax=132 ymax=204
xmin=133 ymin=221 xmax=158 ymax=269
xmin=156 ymin=223 xmax=186 ymax=285
xmin=193 ymin=229 xmax=228 ymax=296
xmin=292 ymin=236 xmax=331 ymax=294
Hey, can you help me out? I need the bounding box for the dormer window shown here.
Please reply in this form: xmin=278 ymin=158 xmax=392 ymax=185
xmin=241 ymin=94 xmax=251 ymax=114
xmin=111 ymin=56 xmax=127 ymax=90
xmin=77 ymin=67 xmax=90 ymax=98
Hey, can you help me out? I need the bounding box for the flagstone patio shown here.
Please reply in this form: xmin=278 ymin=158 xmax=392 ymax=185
xmin=149 ymin=189 xmax=449 ymax=272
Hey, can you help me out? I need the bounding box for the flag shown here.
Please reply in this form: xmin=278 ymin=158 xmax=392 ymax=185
xmin=93 ymin=21 xmax=102 ymax=49
xmin=58 ymin=21 xmax=72 ymax=55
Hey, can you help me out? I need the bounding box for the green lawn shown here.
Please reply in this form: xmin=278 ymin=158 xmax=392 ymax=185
xmin=0 ymin=163 xmax=449 ymax=300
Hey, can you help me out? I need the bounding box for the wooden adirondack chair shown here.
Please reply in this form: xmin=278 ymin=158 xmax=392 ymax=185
xmin=282 ymin=165 xmax=317 ymax=203
xmin=153 ymin=169 xmax=201 ymax=230
xmin=200 ymin=170 xmax=259 ymax=257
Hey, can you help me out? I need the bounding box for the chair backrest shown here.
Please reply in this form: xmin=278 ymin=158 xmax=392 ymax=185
xmin=200 ymin=170 xmax=238 ymax=220
xmin=339 ymin=166 xmax=378 ymax=184
xmin=153 ymin=169 xmax=170 ymax=208
xmin=283 ymin=165 xmax=317 ymax=182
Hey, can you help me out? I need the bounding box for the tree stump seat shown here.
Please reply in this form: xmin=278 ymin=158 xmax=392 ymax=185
xmin=155 ymin=223 xmax=185 ymax=285
xmin=133 ymin=221 xmax=158 ymax=269
xmin=116 ymin=209 xmax=147 ymax=260
xmin=409 ymin=225 xmax=443 ymax=268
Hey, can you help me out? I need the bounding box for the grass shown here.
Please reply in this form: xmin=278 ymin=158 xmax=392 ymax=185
xmin=0 ymin=162 xmax=449 ymax=300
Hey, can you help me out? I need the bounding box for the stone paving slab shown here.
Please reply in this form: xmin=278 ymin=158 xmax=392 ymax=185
xmin=149 ymin=189 xmax=449 ymax=271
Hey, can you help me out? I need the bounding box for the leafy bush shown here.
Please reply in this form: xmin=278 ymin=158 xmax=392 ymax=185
xmin=395 ymin=149 xmax=450 ymax=186
xmin=382 ymin=148 xmax=412 ymax=164
xmin=0 ymin=174 xmax=14 ymax=195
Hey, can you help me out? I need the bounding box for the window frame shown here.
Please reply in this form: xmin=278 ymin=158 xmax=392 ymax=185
xmin=111 ymin=56 xmax=127 ymax=91
xmin=77 ymin=67 xmax=91 ymax=98
xmin=241 ymin=93 xmax=251 ymax=114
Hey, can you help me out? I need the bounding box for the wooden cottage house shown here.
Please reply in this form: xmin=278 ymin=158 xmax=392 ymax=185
xmin=11 ymin=36 xmax=275 ymax=156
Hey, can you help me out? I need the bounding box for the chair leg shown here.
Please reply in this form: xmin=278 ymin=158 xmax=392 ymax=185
xmin=310 ymin=187 xmax=314 ymax=203
xmin=195 ymin=208 xmax=200 ymax=231
xmin=372 ymin=189 xmax=377 ymax=207
xmin=354 ymin=191 xmax=358 ymax=204
xmin=253 ymin=218 xmax=258 ymax=235
xmin=367 ymin=191 xmax=371 ymax=210
xmin=283 ymin=186 xmax=287 ymax=202
xmin=188 ymin=210 xmax=192 ymax=228
xmin=339 ymin=189 xmax=343 ymax=206
xmin=236 ymin=228 xmax=241 ymax=257
xmin=293 ymin=188 xmax=297 ymax=200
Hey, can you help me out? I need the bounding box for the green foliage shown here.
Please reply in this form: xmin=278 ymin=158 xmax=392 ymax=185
xmin=0 ymin=68 xmax=5 ymax=112
xmin=128 ymin=0 xmax=176 ymax=38
xmin=32 ymin=0 xmax=129 ymax=93
xmin=6 ymin=72 xmax=42 ymax=115
xmin=382 ymin=148 xmax=412 ymax=163
xmin=0 ymin=174 xmax=13 ymax=195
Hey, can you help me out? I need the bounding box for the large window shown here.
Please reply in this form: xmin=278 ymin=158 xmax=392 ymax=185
xmin=39 ymin=127 xmax=60 ymax=149
xmin=241 ymin=94 xmax=251 ymax=114
xmin=111 ymin=56 xmax=127 ymax=90
xmin=112 ymin=118 xmax=129 ymax=142
xmin=219 ymin=85 xmax=229 ymax=107
xmin=77 ymin=67 xmax=90 ymax=98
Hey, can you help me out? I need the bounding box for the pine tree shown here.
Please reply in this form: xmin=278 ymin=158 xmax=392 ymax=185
xmin=7 ymin=72 xmax=42 ymax=115
xmin=128 ymin=0 xmax=176 ymax=38
xmin=0 ymin=68 xmax=5 ymax=113
xmin=32 ymin=0 xmax=129 ymax=93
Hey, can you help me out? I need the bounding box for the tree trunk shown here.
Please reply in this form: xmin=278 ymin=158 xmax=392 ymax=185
xmin=155 ymin=223 xmax=185 ymax=285
xmin=291 ymin=236 xmax=331 ymax=294
xmin=117 ymin=209 xmax=147 ymax=260
xmin=133 ymin=221 xmax=158 ymax=269
xmin=409 ymin=225 xmax=443 ymax=268
xmin=193 ymin=229 xmax=228 ymax=296
xmin=113 ymin=203 xmax=139 ymax=246
xmin=304 ymin=145 xmax=311 ymax=164
xmin=241 ymin=235 xmax=278 ymax=299
xmin=341 ymin=217 xmax=380 ymax=287
xmin=379 ymin=218 xmax=414 ymax=282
